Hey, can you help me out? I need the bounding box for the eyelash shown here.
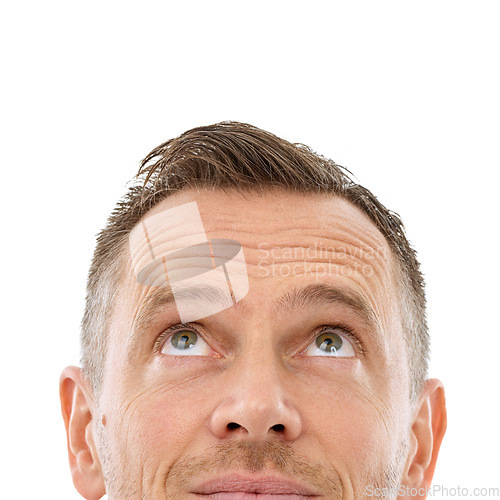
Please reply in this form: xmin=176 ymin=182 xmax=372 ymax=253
xmin=154 ymin=322 xmax=366 ymax=356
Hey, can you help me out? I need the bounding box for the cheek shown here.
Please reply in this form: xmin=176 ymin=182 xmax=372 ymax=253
xmin=301 ymin=375 xmax=402 ymax=474
xmin=106 ymin=379 xmax=215 ymax=465
xmin=140 ymin=395 xmax=204 ymax=452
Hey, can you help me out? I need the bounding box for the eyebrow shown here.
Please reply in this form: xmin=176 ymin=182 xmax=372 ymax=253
xmin=131 ymin=283 xmax=232 ymax=339
xmin=131 ymin=282 xmax=381 ymax=345
xmin=273 ymin=282 xmax=380 ymax=333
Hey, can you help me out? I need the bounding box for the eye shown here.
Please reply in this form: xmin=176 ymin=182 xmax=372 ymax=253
xmin=304 ymin=327 xmax=356 ymax=357
xmin=159 ymin=327 xmax=210 ymax=356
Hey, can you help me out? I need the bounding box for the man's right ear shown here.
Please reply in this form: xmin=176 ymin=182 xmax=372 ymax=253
xmin=59 ymin=366 xmax=106 ymax=500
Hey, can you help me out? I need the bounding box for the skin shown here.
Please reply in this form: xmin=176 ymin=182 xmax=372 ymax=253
xmin=60 ymin=188 xmax=446 ymax=499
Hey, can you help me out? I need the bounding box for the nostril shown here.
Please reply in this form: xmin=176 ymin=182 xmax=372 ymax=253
xmin=271 ymin=424 xmax=285 ymax=432
xmin=227 ymin=422 xmax=241 ymax=430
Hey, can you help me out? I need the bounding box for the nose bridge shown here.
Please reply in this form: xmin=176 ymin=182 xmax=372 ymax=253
xmin=236 ymin=337 xmax=283 ymax=402
xmin=208 ymin=329 xmax=303 ymax=442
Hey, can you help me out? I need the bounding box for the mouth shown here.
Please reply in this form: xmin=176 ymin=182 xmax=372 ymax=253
xmin=191 ymin=473 xmax=322 ymax=499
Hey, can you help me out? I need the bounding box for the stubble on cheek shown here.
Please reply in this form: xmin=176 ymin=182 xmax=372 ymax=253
xmin=95 ymin=416 xmax=408 ymax=500
xmin=95 ymin=409 xmax=147 ymax=500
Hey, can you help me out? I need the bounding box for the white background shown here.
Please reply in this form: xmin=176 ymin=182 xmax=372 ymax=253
xmin=1 ymin=1 xmax=499 ymax=498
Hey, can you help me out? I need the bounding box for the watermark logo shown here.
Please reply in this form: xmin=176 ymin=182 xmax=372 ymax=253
xmin=366 ymin=484 xmax=499 ymax=497
xmin=257 ymin=242 xmax=384 ymax=279
xmin=129 ymin=201 xmax=249 ymax=322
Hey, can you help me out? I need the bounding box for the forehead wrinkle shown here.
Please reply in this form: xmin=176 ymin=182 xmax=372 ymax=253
xmin=209 ymin=227 xmax=388 ymax=273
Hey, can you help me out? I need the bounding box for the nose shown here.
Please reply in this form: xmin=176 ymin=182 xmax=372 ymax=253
xmin=208 ymin=350 xmax=303 ymax=442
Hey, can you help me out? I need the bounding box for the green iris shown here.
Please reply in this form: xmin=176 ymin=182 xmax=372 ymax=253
xmin=171 ymin=331 xmax=198 ymax=350
xmin=316 ymin=332 xmax=343 ymax=353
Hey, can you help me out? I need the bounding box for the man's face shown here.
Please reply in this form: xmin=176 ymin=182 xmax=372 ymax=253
xmin=96 ymin=188 xmax=414 ymax=498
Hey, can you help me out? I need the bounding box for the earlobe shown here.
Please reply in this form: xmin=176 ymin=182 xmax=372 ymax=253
xmin=401 ymin=378 xmax=447 ymax=495
xmin=60 ymin=366 xmax=106 ymax=500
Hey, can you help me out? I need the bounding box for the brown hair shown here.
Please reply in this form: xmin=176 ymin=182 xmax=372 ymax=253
xmin=81 ymin=121 xmax=428 ymax=400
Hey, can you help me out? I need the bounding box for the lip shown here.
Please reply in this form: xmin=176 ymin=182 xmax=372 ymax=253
xmin=192 ymin=473 xmax=321 ymax=498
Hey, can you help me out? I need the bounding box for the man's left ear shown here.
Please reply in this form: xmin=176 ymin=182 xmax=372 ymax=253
xmin=60 ymin=366 xmax=106 ymax=500
xmin=400 ymin=378 xmax=447 ymax=495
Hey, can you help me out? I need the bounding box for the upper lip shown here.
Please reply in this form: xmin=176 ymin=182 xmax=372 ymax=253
xmin=192 ymin=472 xmax=321 ymax=496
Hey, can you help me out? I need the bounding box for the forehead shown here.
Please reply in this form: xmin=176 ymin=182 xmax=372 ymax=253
xmin=133 ymin=188 xmax=391 ymax=252
xmin=124 ymin=188 xmax=399 ymax=324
